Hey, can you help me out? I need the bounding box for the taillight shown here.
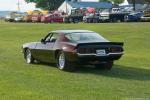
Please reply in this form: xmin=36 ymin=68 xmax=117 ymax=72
xmin=109 ymin=48 xmax=122 ymax=53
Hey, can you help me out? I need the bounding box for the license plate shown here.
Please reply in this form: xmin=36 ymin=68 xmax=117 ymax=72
xmin=96 ymin=50 xmax=106 ymax=56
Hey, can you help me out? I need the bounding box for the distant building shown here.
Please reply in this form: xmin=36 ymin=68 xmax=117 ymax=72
xmin=58 ymin=0 xmax=112 ymax=14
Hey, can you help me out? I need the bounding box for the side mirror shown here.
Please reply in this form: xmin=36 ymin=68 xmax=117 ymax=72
xmin=41 ymin=39 xmax=45 ymax=43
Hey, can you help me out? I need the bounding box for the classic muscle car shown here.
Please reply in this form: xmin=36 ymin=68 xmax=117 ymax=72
xmin=22 ymin=30 xmax=124 ymax=71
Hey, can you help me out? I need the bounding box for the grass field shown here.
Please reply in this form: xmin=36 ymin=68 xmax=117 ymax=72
xmin=0 ymin=22 xmax=150 ymax=100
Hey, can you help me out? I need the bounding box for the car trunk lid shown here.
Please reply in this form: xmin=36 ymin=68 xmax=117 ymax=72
xmin=76 ymin=42 xmax=124 ymax=54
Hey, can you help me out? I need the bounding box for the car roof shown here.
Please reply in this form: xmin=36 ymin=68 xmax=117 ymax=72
xmin=51 ymin=30 xmax=94 ymax=34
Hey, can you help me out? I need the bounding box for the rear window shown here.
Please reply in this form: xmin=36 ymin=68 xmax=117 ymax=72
xmin=65 ymin=32 xmax=108 ymax=43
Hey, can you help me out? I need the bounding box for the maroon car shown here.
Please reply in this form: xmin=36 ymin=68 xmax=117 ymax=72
xmin=41 ymin=14 xmax=63 ymax=23
xmin=22 ymin=30 xmax=124 ymax=71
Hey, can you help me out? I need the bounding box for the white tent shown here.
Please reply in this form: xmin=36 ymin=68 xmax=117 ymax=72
xmin=119 ymin=0 xmax=129 ymax=6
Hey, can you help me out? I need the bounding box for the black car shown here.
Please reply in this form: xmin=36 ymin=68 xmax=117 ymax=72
xmin=22 ymin=30 xmax=124 ymax=71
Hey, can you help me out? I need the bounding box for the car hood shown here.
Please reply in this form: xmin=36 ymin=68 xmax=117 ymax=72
xmin=22 ymin=42 xmax=37 ymax=48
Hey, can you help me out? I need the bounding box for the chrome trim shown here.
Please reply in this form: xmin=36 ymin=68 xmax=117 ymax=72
xmin=77 ymin=52 xmax=124 ymax=56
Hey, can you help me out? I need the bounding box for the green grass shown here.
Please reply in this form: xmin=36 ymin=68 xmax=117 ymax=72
xmin=0 ymin=22 xmax=150 ymax=100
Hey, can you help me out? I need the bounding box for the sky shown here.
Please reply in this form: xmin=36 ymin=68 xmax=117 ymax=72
xmin=0 ymin=0 xmax=99 ymax=11
xmin=0 ymin=0 xmax=38 ymax=11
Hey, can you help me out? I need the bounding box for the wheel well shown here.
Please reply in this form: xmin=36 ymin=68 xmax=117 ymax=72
xmin=55 ymin=50 xmax=61 ymax=59
xmin=24 ymin=48 xmax=29 ymax=53
xmin=23 ymin=48 xmax=29 ymax=58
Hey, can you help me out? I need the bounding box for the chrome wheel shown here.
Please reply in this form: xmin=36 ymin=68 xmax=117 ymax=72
xmin=57 ymin=51 xmax=75 ymax=71
xmin=58 ymin=53 xmax=65 ymax=69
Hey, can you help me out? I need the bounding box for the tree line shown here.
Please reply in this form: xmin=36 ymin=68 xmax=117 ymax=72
xmin=25 ymin=0 xmax=150 ymax=11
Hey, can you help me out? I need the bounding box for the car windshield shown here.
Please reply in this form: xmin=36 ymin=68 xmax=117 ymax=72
xmin=65 ymin=32 xmax=108 ymax=43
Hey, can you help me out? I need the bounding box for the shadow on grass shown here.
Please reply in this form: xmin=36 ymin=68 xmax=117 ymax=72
xmin=75 ymin=65 xmax=150 ymax=81
xmin=34 ymin=62 xmax=150 ymax=81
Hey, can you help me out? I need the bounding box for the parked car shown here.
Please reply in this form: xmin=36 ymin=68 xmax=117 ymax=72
xmin=5 ymin=12 xmax=24 ymax=22
xmin=99 ymin=8 xmax=129 ymax=22
xmin=32 ymin=15 xmax=42 ymax=22
xmin=22 ymin=30 xmax=124 ymax=71
xmin=41 ymin=14 xmax=63 ymax=23
xmin=23 ymin=12 xmax=33 ymax=22
xmin=31 ymin=10 xmax=42 ymax=22
xmin=23 ymin=15 xmax=32 ymax=22
xmin=99 ymin=9 xmax=110 ymax=22
xmin=5 ymin=15 xmax=13 ymax=22
xmin=83 ymin=13 xmax=99 ymax=23
xmin=14 ymin=16 xmax=24 ymax=22
xmin=63 ymin=8 xmax=86 ymax=23
xmin=125 ymin=12 xmax=144 ymax=22
xmin=140 ymin=15 xmax=150 ymax=22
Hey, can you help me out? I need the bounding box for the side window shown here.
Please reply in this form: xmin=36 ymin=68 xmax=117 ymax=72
xmin=50 ymin=33 xmax=58 ymax=42
xmin=45 ymin=33 xmax=58 ymax=42
xmin=45 ymin=33 xmax=52 ymax=42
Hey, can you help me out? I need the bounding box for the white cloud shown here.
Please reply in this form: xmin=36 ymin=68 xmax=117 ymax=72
xmin=0 ymin=0 xmax=38 ymax=11
xmin=0 ymin=0 xmax=99 ymax=11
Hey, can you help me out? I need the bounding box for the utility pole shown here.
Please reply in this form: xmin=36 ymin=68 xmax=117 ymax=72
xmin=132 ymin=0 xmax=135 ymax=11
xmin=66 ymin=0 xmax=68 ymax=13
xmin=17 ymin=0 xmax=21 ymax=12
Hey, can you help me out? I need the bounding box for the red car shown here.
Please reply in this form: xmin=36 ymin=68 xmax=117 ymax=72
xmin=41 ymin=14 xmax=63 ymax=23
xmin=22 ymin=30 xmax=124 ymax=71
xmin=32 ymin=15 xmax=42 ymax=22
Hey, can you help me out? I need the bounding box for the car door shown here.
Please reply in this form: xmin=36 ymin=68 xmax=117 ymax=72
xmin=54 ymin=14 xmax=58 ymax=22
xmin=51 ymin=15 xmax=55 ymax=22
xmin=55 ymin=14 xmax=62 ymax=22
xmin=35 ymin=33 xmax=58 ymax=63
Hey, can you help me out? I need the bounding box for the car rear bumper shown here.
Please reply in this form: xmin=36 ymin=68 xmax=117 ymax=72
xmin=65 ymin=52 xmax=124 ymax=64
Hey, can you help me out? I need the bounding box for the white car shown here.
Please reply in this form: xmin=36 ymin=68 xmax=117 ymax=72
xmin=14 ymin=17 xmax=23 ymax=22
xmin=141 ymin=15 xmax=150 ymax=22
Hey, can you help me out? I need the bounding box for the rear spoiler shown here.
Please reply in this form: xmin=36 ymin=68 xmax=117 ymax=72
xmin=76 ymin=42 xmax=124 ymax=47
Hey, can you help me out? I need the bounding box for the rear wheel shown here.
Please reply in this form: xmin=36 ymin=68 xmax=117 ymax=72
xmin=56 ymin=51 xmax=75 ymax=72
xmin=25 ymin=49 xmax=34 ymax=64
xmin=95 ymin=61 xmax=113 ymax=70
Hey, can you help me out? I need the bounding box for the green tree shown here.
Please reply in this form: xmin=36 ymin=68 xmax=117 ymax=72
xmin=143 ymin=0 xmax=150 ymax=4
xmin=111 ymin=0 xmax=124 ymax=4
xmin=25 ymin=0 xmax=64 ymax=11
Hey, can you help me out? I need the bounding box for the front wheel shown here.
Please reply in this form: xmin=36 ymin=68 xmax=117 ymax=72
xmin=95 ymin=61 xmax=113 ymax=70
xmin=56 ymin=51 xmax=75 ymax=72
xmin=25 ymin=49 xmax=34 ymax=64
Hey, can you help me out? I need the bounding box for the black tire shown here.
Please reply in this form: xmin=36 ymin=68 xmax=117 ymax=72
xmin=25 ymin=49 xmax=34 ymax=64
xmin=95 ymin=61 xmax=113 ymax=70
xmin=56 ymin=51 xmax=75 ymax=72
